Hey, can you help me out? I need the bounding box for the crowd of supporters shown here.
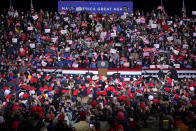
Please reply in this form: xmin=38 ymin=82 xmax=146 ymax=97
xmin=0 ymin=8 xmax=196 ymax=69
xmin=0 ymin=9 xmax=195 ymax=131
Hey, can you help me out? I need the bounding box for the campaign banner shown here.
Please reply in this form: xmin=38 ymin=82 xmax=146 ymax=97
xmin=58 ymin=1 xmax=133 ymax=14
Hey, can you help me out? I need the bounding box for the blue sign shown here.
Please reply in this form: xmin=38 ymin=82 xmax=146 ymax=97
xmin=58 ymin=1 xmax=133 ymax=14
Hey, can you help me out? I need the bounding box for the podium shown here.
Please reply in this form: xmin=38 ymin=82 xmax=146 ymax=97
xmin=97 ymin=61 xmax=109 ymax=77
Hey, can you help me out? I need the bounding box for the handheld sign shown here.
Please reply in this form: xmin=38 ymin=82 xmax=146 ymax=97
xmin=45 ymin=29 xmax=51 ymax=33
xmin=12 ymin=38 xmax=17 ymax=43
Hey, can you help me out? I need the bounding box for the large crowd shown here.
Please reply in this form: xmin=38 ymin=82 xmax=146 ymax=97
xmin=0 ymin=9 xmax=195 ymax=131
xmin=0 ymin=8 xmax=196 ymax=69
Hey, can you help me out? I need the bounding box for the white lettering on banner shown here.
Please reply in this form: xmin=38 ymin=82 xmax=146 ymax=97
xmin=59 ymin=1 xmax=133 ymax=14
xmin=62 ymin=7 xmax=66 ymax=10
xmin=62 ymin=6 xmax=122 ymax=12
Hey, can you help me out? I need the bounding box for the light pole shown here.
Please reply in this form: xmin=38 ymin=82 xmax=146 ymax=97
xmin=161 ymin=0 xmax=165 ymax=13
xmin=9 ymin=0 xmax=13 ymax=9
xmin=182 ymin=0 xmax=186 ymax=18
xmin=30 ymin=0 xmax=34 ymax=13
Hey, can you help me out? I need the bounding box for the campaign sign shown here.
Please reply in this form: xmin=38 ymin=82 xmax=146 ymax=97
xmin=58 ymin=1 xmax=133 ymax=14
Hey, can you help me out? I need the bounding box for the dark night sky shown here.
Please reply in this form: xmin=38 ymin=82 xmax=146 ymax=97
xmin=0 ymin=0 xmax=195 ymax=17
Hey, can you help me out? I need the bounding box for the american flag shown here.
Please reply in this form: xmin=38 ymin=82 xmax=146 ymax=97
xmin=31 ymin=0 xmax=35 ymax=14
xmin=157 ymin=0 xmax=165 ymax=14
xmin=157 ymin=6 xmax=164 ymax=10
xmin=182 ymin=0 xmax=186 ymax=18
xmin=9 ymin=0 xmax=14 ymax=11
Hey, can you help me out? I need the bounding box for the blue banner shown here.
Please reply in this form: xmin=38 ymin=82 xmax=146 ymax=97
xmin=58 ymin=1 xmax=133 ymax=14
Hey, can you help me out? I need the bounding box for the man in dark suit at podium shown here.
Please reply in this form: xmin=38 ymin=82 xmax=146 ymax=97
xmin=97 ymin=52 xmax=109 ymax=77
xmin=97 ymin=52 xmax=108 ymax=61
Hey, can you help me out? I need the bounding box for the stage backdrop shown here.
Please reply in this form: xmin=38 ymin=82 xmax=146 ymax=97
xmin=58 ymin=1 xmax=133 ymax=14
